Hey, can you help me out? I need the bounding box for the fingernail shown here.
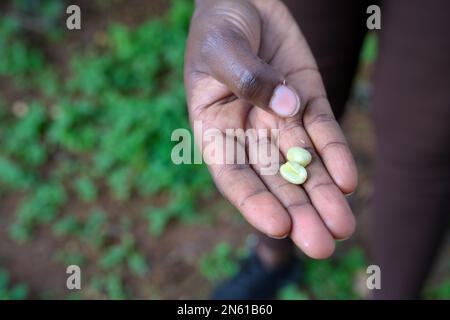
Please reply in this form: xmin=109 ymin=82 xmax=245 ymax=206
xmin=270 ymin=85 xmax=300 ymax=117
xmin=269 ymin=233 xmax=289 ymax=240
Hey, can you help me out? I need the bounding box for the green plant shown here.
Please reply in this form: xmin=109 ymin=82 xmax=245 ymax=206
xmin=99 ymin=235 xmax=135 ymax=269
xmin=9 ymin=182 xmax=67 ymax=242
xmin=81 ymin=209 xmax=108 ymax=248
xmin=1 ymin=0 xmax=208 ymax=242
xmin=199 ymin=242 xmax=239 ymax=283
xmin=73 ymin=176 xmax=98 ymax=203
xmin=278 ymin=284 xmax=309 ymax=300
xmin=105 ymin=272 xmax=127 ymax=300
xmin=360 ymin=33 xmax=378 ymax=64
xmin=127 ymin=253 xmax=149 ymax=277
xmin=424 ymin=260 xmax=450 ymax=300
xmin=52 ymin=214 xmax=83 ymax=237
xmin=303 ymin=247 xmax=367 ymax=299
xmin=54 ymin=249 xmax=86 ymax=266
xmin=0 ymin=268 xmax=28 ymax=300
xmin=88 ymin=272 xmax=128 ymax=300
xmin=12 ymin=0 xmax=65 ymax=39
xmin=425 ymin=279 xmax=450 ymax=299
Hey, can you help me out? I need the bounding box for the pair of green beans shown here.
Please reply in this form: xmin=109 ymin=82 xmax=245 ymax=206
xmin=279 ymin=147 xmax=312 ymax=185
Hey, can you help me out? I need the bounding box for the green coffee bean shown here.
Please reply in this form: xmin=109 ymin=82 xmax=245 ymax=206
xmin=287 ymin=146 xmax=312 ymax=167
xmin=279 ymin=161 xmax=308 ymax=185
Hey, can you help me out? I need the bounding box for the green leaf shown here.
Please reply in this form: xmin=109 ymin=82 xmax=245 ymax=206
xmin=127 ymin=253 xmax=149 ymax=277
xmin=99 ymin=236 xmax=134 ymax=270
xmin=9 ymin=284 xmax=28 ymax=300
xmin=142 ymin=207 xmax=172 ymax=237
xmin=278 ymin=284 xmax=309 ymax=300
xmin=74 ymin=176 xmax=98 ymax=203
xmin=105 ymin=273 xmax=127 ymax=300
xmin=53 ymin=215 xmax=82 ymax=237
xmin=199 ymin=242 xmax=239 ymax=283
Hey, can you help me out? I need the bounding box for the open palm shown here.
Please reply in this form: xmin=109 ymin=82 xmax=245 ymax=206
xmin=184 ymin=0 xmax=357 ymax=259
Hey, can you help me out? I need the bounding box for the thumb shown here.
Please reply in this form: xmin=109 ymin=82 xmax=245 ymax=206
xmin=202 ymin=28 xmax=301 ymax=118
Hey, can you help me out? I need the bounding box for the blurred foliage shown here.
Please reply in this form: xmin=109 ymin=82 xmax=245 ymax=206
xmin=201 ymin=244 xmax=369 ymax=300
xmin=278 ymin=284 xmax=309 ymax=300
xmin=425 ymin=279 xmax=450 ymax=300
xmin=278 ymin=247 xmax=367 ymax=300
xmin=360 ymin=33 xmax=378 ymax=64
xmin=13 ymin=0 xmax=64 ymax=23
xmin=0 ymin=0 xmax=212 ymax=299
xmin=424 ymin=260 xmax=450 ymax=300
xmin=199 ymin=242 xmax=240 ymax=283
xmin=0 ymin=0 xmax=210 ymax=237
xmin=303 ymin=247 xmax=366 ymax=299
xmin=0 ymin=268 xmax=29 ymax=300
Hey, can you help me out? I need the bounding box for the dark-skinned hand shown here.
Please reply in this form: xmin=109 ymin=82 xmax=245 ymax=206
xmin=184 ymin=0 xmax=358 ymax=259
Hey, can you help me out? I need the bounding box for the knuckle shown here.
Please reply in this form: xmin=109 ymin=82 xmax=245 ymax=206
xmin=200 ymin=28 xmax=227 ymax=58
xmin=237 ymin=67 xmax=261 ymax=100
xmin=237 ymin=188 xmax=267 ymax=208
xmin=214 ymin=163 xmax=249 ymax=181
xmin=304 ymin=108 xmax=335 ymax=128
xmin=319 ymin=140 xmax=348 ymax=154
xmin=305 ymin=181 xmax=335 ymax=193
xmin=200 ymin=25 xmax=242 ymax=61
xmin=286 ymin=201 xmax=311 ymax=212
xmin=309 ymin=112 xmax=335 ymax=125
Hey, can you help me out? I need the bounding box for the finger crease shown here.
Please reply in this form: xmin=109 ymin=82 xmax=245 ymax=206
xmin=238 ymin=188 xmax=269 ymax=208
xmin=307 ymin=181 xmax=335 ymax=193
xmin=319 ymin=141 xmax=348 ymax=154
xmin=280 ymin=123 xmax=303 ymax=136
xmin=214 ymin=163 xmax=250 ymax=180
xmin=304 ymin=112 xmax=336 ymax=127
xmin=285 ymin=66 xmax=319 ymax=78
xmin=306 ymin=95 xmax=328 ymax=107
xmin=272 ymin=181 xmax=291 ymax=191
xmin=286 ymin=201 xmax=310 ymax=211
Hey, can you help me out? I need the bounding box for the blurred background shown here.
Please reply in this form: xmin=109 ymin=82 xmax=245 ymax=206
xmin=0 ymin=0 xmax=448 ymax=299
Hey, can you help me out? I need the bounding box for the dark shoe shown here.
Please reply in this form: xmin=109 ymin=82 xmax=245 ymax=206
xmin=211 ymin=251 xmax=302 ymax=300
